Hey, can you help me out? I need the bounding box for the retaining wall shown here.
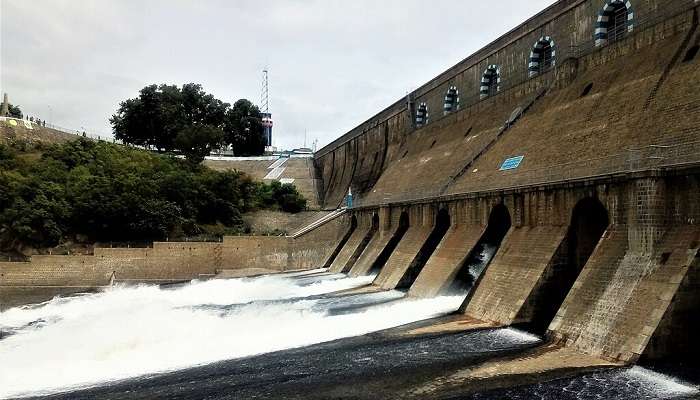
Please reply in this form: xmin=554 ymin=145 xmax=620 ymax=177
xmin=0 ymin=213 xmax=349 ymax=310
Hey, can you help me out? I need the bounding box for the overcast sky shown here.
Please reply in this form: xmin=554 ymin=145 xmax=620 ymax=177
xmin=1 ymin=0 xmax=554 ymax=150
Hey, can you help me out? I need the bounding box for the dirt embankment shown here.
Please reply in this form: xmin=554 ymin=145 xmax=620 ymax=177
xmin=0 ymin=120 xmax=79 ymax=146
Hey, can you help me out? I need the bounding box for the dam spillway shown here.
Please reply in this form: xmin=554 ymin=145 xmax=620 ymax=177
xmin=2 ymin=0 xmax=700 ymax=398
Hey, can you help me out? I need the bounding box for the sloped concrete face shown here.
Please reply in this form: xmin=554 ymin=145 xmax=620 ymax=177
xmin=341 ymin=214 xmax=380 ymax=273
xmin=642 ymin=246 xmax=700 ymax=362
xmin=394 ymin=209 xmax=452 ymax=290
xmin=372 ymin=205 xmax=436 ymax=290
xmin=347 ymin=207 xmax=406 ymax=277
xmin=373 ymin=229 xmax=433 ymax=290
xmin=549 ymin=225 xmax=700 ymax=362
xmin=315 ymin=4 xmax=699 ymax=210
xmin=506 ymin=198 xmax=611 ymax=335
xmin=347 ymin=235 xmax=392 ymax=278
xmin=328 ymin=215 xmax=369 ymax=273
xmin=462 ymin=225 xmax=569 ymax=325
xmin=408 ymin=224 xmax=485 ymax=298
xmin=548 ymin=177 xmax=700 ymax=363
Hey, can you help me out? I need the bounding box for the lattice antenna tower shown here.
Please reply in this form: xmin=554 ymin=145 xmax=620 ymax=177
xmin=260 ymin=69 xmax=270 ymax=113
xmin=260 ymin=69 xmax=274 ymax=149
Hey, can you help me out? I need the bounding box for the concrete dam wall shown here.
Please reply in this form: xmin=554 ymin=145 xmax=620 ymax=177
xmin=309 ymin=0 xmax=700 ymax=364
xmin=315 ymin=0 xmax=700 ymax=209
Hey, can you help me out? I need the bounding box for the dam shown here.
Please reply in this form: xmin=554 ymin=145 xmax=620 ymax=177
xmin=1 ymin=0 xmax=700 ymax=398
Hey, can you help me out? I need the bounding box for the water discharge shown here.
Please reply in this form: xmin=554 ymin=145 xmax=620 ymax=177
xmin=0 ymin=269 xmax=463 ymax=399
xmin=469 ymin=366 xmax=698 ymax=399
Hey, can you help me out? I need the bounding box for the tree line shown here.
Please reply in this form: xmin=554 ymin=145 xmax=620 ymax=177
xmin=110 ymin=83 xmax=267 ymax=163
xmin=0 ymin=139 xmax=306 ymax=254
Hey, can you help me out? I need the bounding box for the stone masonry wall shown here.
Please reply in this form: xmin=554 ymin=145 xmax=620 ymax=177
xmin=408 ymin=200 xmax=487 ymax=298
xmin=549 ymin=177 xmax=700 ymax=362
xmin=315 ymin=1 xmax=698 ymax=209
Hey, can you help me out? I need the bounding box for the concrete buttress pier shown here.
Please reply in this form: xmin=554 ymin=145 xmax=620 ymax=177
xmin=308 ymin=0 xmax=700 ymax=366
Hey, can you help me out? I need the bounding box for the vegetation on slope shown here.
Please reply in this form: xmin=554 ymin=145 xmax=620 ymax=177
xmin=0 ymin=139 xmax=306 ymax=254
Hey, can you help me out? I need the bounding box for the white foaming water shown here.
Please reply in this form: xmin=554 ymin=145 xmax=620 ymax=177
xmin=494 ymin=327 xmax=541 ymax=344
xmin=0 ymin=269 xmax=366 ymax=331
xmin=473 ymin=244 xmax=496 ymax=275
xmin=622 ymin=366 xmax=698 ymax=396
xmin=0 ymin=271 xmax=462 ymax=399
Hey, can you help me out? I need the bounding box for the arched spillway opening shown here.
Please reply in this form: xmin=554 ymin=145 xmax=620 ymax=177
xmin=450 ymin=203 xmax=511 ymax=293
xmin=324 ymin=215 xmax=358 ymax=267
xmin=395 ymin=209 xmax=452 ymax=290
xmin=525 ymin=197 xmax=610 ymax=335
xmin=569 ymin=198 xmax=610 ymax=270
xmin=368 ymin=212 xmax=409 ymax=275
xmin=341 ymin=214 xmax=380 ymax=274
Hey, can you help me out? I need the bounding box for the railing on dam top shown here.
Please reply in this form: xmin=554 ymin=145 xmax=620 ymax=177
xmin=1 ymin=116 xmax=152 ymax=150
xmin=349 ymin=138 xmax=700 ymax=208
xmin=468 ymin=139 xmax=700 ymax=194
xmin=42 ymin=122 xmax=112 ymax=143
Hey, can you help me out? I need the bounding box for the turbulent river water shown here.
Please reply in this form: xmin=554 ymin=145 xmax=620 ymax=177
xmin=0 ymin=264 xmax=697 ymax=399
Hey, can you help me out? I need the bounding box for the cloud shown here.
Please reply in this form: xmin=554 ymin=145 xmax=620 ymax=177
xmin=1 ymin=0 xmax=555 ymax=149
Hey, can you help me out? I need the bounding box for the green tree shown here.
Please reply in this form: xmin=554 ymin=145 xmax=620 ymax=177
xmin=110 ymin=84 xmax=178 ymax=151
xmin=174 ymin=124 xmax=225 ymax=164
xmin=255 ymin=181 xmax=307 ymax=213
xmin=111 ymin=84 xmax=266 ymax=158
xmin=110 ymin=83 xmax=228 ymax=154
xmin=7 ymin=104 xmax=23 ymax=119
xmin=224 ymin=99 xmax=267 ymax=156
